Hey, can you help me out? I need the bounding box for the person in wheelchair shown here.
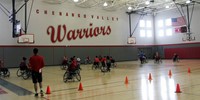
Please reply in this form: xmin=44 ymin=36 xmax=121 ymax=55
xmin=19 ymin=57 xmax=28 ymax=70
xmin=93 ymin=56 xmax=100 ymax=69
xmin=106 ymin=56 xmax=111 ymax=72
xmin=0 ymin=59 xmax=9 ymax=76
xmin=101 ymin=56 xmax=106 ymax=67
xmin=84 ymin=56 xmax=91 ymax=64
xmin=110 ymin=56 xmax=116 ymax=67
xmin=138 ymin=51 xmax=146 ymax=64
xmin=154 ymin=52 xmax=161 ymax=63
xmin=173 ymin=53 xmax=179 ymax=62
xmin=67 ymin=58 xmax=78 ymax=79
xmin=62 ymin=56 xmax=69 ymax=67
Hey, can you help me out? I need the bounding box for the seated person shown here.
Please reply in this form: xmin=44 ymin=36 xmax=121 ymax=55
xmin=106 ymin=56 xmax=111 ymax=72
xmin=110 ymin=56 xmax=116 ymax=67
xmin=93 ymin=56 xmax=100 ymax=68
xmin=138 ymin=51 xmax=145 ymax=64
xmin=154 ymin=52 xmax=161 ymax=63
xmin=85 ymin=56 xmax=91 ymax=64
xmin=67 ymin=58 xmax=78 ymax=78
xmin=101 ymin=56 xmax=106 ymax=67
xmin=19 ymin=57 xmax=28 ymax=70
xmin=110 ymin=56 xmax=115 ymax=63
xmin=62 ymin=56 xmax=68 ymax=66
xmin=0 ymin=59 xmax=8 ymax=75
xmin=173 ymin=53 xmax=179 ymax=62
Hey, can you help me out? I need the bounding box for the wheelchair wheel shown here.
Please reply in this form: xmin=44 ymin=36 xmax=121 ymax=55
xmin=4 ymin=70 xmax=10 ymax=77
xmin=22 ymin=70 xmax=31 ymax=80
xmin=16 ymin=69 xmax=23 ymax=77
xmin=60 ymin=65 xmax=66 ymax=70
xmin=101 ymin=66 xmax=107 ymax=72
xmin=63 ymin=71 xmax=69 ymax=82
xmin=76 ymin=73 xmax=81 ymax=81
xmin=112 ymin=63 xmax=117 ymax=68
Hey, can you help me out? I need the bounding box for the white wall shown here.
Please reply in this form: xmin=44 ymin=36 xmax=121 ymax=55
xmin=155 ymin=5 xmax=200 ymax=45
xmin=3 ymin=1 xmax=198 ymax=46
xmin=0 ymin=0 xmax=132 ymax=46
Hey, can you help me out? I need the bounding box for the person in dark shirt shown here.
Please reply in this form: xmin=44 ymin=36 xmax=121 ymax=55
xmin=173 ymin=53 xmax=179 ymax=62
xmin=19 ymin=57 xmax=28 ymax=70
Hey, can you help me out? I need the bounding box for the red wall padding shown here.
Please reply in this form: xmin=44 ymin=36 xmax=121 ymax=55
xmin=164 ymin=47 xmax=200 ymax=59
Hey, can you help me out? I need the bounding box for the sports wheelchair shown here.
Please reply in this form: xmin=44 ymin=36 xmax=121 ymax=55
xmin=16 ymin=68 xmax=32 ymax=80
xmin=0 ymin=68 xmax=10 ymax=77
xmin=63 ymin=68 xmax=81 ymax=82
xmin=154 ymin=57 xmax=162 ymax=64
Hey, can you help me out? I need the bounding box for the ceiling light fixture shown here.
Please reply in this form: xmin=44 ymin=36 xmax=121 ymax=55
xmin=103 ymin=2 xmax=108 ymax=6
xmin=145 ymin=1 xmax=150 ymax=5
xmin=128 ymin=6 xmax=132 ymax=10
xmin=73 ymin=0 xmax=79 ymax=2
xmin=186 ymin=0 xmax=191 ymax=4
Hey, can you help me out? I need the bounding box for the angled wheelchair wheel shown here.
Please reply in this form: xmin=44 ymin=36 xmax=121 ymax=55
xmin=60 ymin=65 xmax=67 ymax=70
xmin=4 ymin=70 xmax=10 ymax=77
xmin=101 ymin=66 xmax=107 ymax=72
xmin=63 ymin=71 xmax=69 ymax=82
xmin=76 ymin=73 xmax=81 ymax=81
xmin=22 ymin=70 xmax=31 ymax=80
xmin=16 ymin=69 xmax=22 ymax=77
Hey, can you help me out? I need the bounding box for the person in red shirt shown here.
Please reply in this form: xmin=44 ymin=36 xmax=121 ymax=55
xmin=101 ymin=56 xmax=106 ymax=67
xmin=67 ymin=57 xmax=77 ymax=78
xmin=29 ymin=48 xmax=45 ymax=97
xmin=61 ymin=56 xmax=68 ymax=69
xmin=94 ymin=56 xmax=100 ymax=69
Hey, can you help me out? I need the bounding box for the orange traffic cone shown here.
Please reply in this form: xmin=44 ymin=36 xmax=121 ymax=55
xmin=148 ymin=73 xmax=152 ymax=80
xmin=175 ymin=84 xmax=182 ymax=93
xmin=188 ymin=67 xmax=191 ymax=73
xmin=169 ymin=69 xmax=172 ymax=77
xmin=46 ymin=85 xmax=51 ymax=94
xmin=78 ymin=82 xmax=83 ymax=91
xmin=125 ymin=76 xmax=129 ymax=84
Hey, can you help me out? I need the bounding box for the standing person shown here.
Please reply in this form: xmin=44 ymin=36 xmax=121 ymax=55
xmin=29 ymin=48 xmax=45 ymax=97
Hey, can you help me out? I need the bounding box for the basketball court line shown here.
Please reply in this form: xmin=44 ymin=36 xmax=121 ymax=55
xmin=0 ymin=78 xmax=32 ymax=96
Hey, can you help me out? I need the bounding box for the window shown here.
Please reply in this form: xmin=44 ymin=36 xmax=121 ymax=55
xmin=158 ymin=20 xmax=164 ymax=27
xmin=159 ymin=30 xmax=164 ymax=37
xmin=147 ymin=30 xmax=152 ymax=37
xmin=140 ymin=30 xmax=146 ymax=37
xmin=139 ymin=20 xmax=152 ymax=37
xmin=165 ymin=19 xmax=171 ymax=26
xmin=146 ymin=20 xmax=152 ymax=28
xmin=140 ymin=20 xmax=145 ymax=27
xmin=157 ymin=18 xmax=173 ymax=37
xmin=166 ymin=28 xmax=172 ymax=36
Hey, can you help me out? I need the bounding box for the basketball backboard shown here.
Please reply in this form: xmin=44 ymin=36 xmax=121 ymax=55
xmin=127 ymin=37 xmax=136 ymax=44
xmin=17 ymin=34 xmax=34 ymax=44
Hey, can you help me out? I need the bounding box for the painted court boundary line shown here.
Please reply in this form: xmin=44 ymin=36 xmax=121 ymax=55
xmin=0 ymin=78 xmax=32 ymax=96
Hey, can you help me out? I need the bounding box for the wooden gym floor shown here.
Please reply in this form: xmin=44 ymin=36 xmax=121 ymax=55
xmin=0 ymin=59 xmax=200 ymax=100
